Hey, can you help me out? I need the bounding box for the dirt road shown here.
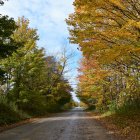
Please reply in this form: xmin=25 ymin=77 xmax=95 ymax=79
xmin=0 ymin=108 xmax=117 ymax=140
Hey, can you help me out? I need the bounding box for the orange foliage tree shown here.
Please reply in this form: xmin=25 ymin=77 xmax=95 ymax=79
xmin=67 ymin=0 xmax=140 ymax=110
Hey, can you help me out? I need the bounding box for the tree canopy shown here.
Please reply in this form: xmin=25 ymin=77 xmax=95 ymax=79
xmin=67 ymin=0 xmax=140 ymax=111
xmin=0 ymin=16 xmax=73 ymax=123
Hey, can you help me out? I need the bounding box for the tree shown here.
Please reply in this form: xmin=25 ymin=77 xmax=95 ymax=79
xmin=0 ymin=17 xmax=46 ymax=113
xmin=0 ymin=15 xmax=19 ymax=86
xmin=1 ymin=17 xmax=73 ymax=114
xmin=0 ymin=0 xmax=4 ymax=5
xmin=44 ymin=55 xmax=73 ymax=112
xmin=0 ymin=5 xmax=19 ymax=81
xmin=0 ymin=15 xmax=19 ymax=58
xmin=67 ymin=0 xmax=140 ymax=110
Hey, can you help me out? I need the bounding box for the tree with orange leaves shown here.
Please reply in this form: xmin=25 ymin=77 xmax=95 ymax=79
xmin=67 ymin=0 xmax=140 ymax=111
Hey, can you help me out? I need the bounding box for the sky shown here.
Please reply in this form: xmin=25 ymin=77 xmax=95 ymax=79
xmin=0 ymin=0 xmax=81 ymax=102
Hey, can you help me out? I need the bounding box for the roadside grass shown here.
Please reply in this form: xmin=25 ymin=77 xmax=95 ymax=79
xmin=93 ymin=109 xmax=140 ymax=140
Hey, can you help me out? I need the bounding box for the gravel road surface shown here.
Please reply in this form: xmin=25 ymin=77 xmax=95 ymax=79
xmin=0 ymin=108 xmax=117 ymax=140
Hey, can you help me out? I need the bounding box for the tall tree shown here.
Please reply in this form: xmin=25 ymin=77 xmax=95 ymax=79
xmin=1 ymin=17 xmax=73 ymax=114
xmin=0 ymin=1 xmax=19 ymax=80
xmin=67 ymin=0 xmax=140 ymax=110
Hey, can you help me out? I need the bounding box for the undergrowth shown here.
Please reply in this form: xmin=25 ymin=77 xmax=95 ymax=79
xmin=99 ymin=100 xmax=140 ymax=140
xmin=0 ymin=95 xmax=30 ymax=125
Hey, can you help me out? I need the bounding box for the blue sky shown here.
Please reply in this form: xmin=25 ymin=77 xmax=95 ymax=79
xmin=0 ymin=0 xmax=81 ymax=102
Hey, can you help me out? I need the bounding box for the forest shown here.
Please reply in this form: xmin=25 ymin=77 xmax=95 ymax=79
xmin=67 ymin=0 xmax=140 ymax=113
xmin=0 ymin=1 xmax=74 ymax=125
xmin=0 ymin=0 xmax=140 ymax=139
xmin=67 ymin=0 xmax=140 ymax=138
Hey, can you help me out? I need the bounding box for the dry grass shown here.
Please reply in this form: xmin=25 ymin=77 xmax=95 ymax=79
xmin=92 ymin=111 xmax=140 ymax=140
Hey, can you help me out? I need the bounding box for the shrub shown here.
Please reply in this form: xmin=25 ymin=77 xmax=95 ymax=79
xmin=116 ymin=99 xmax=140 ymax=115
xmin=0 ymin=95 xmax=30 ymax=125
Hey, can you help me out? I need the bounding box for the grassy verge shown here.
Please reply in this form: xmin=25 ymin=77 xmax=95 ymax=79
xmin=92 ymin=111 xmax=140 ymax=140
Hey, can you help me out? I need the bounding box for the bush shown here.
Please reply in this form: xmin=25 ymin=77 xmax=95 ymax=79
xmin=86 ymin=105 xmax=96 ymax=111
xmin=61 ymin=102 xmax=73 ymax=111
xmin=116 ymin=99 xmax=140 ymax=115
xmin=20 ymin=94 xmax=48 ymax=116
xmin=0 ymin=95 xmax=30 ymax=125
xmin=108 ymin=101 xmax=117 ymax=113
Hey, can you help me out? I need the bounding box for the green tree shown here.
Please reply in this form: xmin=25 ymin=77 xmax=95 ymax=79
xmin=1 ymin=17 xmax=47 ymax=114
xmin=1 ymin=17 xmax=73 ymax=114
xmin=0 ymin=15 xmax=19 ymax=58
xmin=0 ymin=15 xmax=19 ymax=80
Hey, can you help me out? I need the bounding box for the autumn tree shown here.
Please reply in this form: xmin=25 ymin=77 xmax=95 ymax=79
xmin=44 ymin=55 xmax=73 ymax=112
xmin=67 ymin=0 xmax=140 ymax=111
